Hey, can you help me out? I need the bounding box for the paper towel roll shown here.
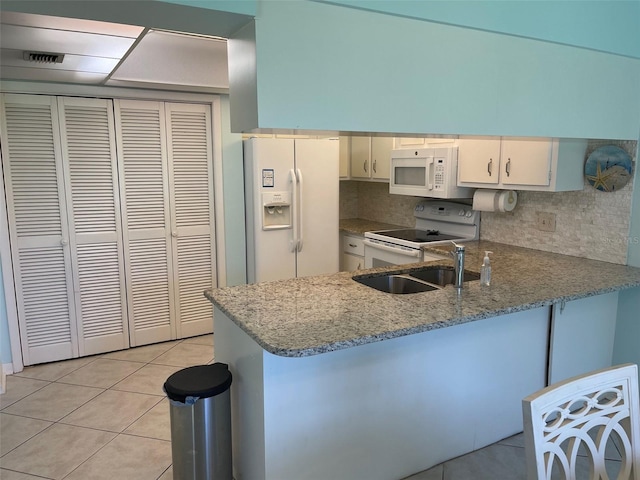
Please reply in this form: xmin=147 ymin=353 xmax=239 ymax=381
xmin=472 ymin=189 xmax=517 ymax=212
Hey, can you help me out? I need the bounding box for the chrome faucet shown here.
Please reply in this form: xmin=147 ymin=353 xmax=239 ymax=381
xmin=450 ymin=241 xmax=465 ymax=290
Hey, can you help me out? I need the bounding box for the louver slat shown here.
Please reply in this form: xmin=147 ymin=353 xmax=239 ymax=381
xmin=119 ymin=107 xmax=166 ymax=231
xmin=129 ymin=238 xmax=172 ymax=331
xmin=66 ymin=105 xmax=117 ymax=234
xmin=4 ymin=103 xmax=63 ymax=238
xmin=20 ymin=247 xmax=72 ymax=347
xmin=169 ymin=110 xmax=211 ymax=229
xmin=176 ymin=235 xmax=213 ymax=324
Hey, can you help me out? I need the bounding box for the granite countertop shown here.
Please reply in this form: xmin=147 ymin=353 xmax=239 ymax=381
xmin=205 ymin=240 xmax=640 ymax=358
xmin=339 ymin=218 xmax=406 ymax=236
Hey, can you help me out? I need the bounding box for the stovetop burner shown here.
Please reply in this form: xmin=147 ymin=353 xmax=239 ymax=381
xmin=376 ymin=229 xmax=460 ymax=243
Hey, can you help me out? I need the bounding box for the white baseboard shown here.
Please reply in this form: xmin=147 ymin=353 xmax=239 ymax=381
xmin=1 ymin=363 xmax=14 ymax=394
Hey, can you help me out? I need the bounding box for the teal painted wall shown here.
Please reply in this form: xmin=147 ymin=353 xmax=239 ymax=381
xmin=613 ymin=132 xmax=640 ymax=376
xmin=316 ymin=0 xmax=640 ymax=58
xmin=0 ymin=263 xmax=11 ymax=364
xmin=220 ymin=96 xmax=247 ymax=286
xmin=232 ymin=0 xmax=640 ymax=138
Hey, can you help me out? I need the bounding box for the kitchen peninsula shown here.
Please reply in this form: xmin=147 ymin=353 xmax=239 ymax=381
xmin=206 ymin=241 xmax=640 ymax=480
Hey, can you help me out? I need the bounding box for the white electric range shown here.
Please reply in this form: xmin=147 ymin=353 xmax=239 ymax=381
xmin=363 ymin=200 xmax=480 ymax=268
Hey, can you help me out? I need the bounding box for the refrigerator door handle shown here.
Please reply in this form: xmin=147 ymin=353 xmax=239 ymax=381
xmin=290 ymin=169 xmax=298 ymax=252
xmin=296 ymin=168 xmax=303 ymax=252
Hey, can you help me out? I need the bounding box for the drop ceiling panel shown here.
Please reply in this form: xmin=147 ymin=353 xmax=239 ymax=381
xmin=109 ymin=30 xmax=228 ymax=88
xmin=1 ymin=24 xmax=137 ymax=58
xmin=0 ymin=66 xmax=107 ymax=84
xmin=0 ymin=11 xmax=144 ymax=38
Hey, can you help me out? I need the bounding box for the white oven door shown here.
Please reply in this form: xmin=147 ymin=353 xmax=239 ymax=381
xmin=363 ymin=239 xmax=422 ymax=268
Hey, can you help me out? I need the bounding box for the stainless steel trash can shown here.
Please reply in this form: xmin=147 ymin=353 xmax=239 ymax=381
xmin=164 ymin=363 xmax=232 ymax=480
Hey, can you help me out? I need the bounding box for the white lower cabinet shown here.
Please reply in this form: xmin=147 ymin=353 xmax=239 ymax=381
xmin=340 ymin=233 xmax=364 ymax=271
xmin=1 ymin=94 xmax=216 ymax=365
xmin=547 ymin=292 xmax=619 ymax=385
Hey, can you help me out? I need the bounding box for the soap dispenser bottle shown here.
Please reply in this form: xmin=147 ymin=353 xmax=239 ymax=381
xmin=480 ymin=251 xmax=493 ymax=286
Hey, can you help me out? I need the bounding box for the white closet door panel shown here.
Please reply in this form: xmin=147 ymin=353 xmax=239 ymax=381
xmin=128 ymin=237 xmax=173 ymax=344
xmin=175 ymin=234 xmax=214 ymax=337
xmin=76 ymin=243 xmax=128 ymax=354
xmin=17 ymin=246 xmax=74 ymax=364
xmin=58 ymin=97 xmax=128 ymax=356
xmin=166 ymin=103 xmax=215 ymax=338
xmin=115 ymin=99 xmax=175 ymax=345
xmin=117 ymin=101 xmax=170 ymax=232
xmin=0 ymin=94 xmax=77 ymax=365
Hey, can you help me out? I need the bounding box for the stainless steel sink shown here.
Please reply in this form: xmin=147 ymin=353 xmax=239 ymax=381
xmin=409 ymin=266 xmax=480 ymax=286
xmin=354 ymin=274 xmax=439 ymax=294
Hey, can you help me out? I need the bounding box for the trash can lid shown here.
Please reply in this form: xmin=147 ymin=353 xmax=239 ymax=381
xmin=164 ymin=363 xmax=232 ymax=402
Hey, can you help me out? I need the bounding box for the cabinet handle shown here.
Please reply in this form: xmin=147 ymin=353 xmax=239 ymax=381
xmin=61 ymin=238 xmax=68 ymax=246
xmin=487 ymin=158 xmax=493 ymax=176
xmin=373 ymin=159 xmax=377 ymax=173
xmin=363 ymin=160 xmax=367 ymax=173
xmin=505 ymin=158 xmax=511 ymax=177
xmin=357 ymin=263 xmax=362 ymax=270
xmin=348 ymin=243 xmax=358 ymax=248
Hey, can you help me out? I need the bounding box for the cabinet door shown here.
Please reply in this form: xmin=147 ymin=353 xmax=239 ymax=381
xmin=371 ymin=137 xmax=393 ymax=180
xmin=339 ymin=137 xmax=350 ymax=178
xmin=165 ymin=103 xmax=216 ymax=338
xmin=341 ymin=253 xmax=364 ymax=272
xmin=350 ymin=137 xmax=370 ymax=178
xmin=499 ymin=138 xmax=552 ymax=187
xmin=548 ymin=292 xmax=618 ymax=384
xmin=115 ymin=100 xmax=176 ymax=346
xmin=457 ymin=137 xmax=501 ymax=185
xmin=0 ymin=94 xmax=78 ymax=365
xmin=58 ymin=97 xmax=129 ymax=356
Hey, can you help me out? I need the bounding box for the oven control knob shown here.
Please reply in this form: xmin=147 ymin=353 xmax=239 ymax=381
xmin=466 ymin=211 xmax=473 ymax=217
xmin=459 ymin=210 xmax=465 ymax=216
xmin=415 ymin=204 xmax=424 ymax=212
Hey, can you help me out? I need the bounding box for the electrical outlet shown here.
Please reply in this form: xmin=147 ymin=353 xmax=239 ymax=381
xmin=536 ymin=212 xmax=556 ymax=232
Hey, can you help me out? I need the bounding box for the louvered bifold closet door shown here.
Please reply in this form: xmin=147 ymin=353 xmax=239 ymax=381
xmin=166 ymin=103 xmax=216 ymax=338
xmin=57 ymin=97 xmax=129 ymax=356
xmin=0 ymin=94 xmax=78 ymax=365
xmin=114 ymin=100 xmax=176 ymax=346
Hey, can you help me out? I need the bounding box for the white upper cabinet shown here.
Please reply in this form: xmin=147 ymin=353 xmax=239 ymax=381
xmin=348 ymin=136 xmax=393 ymax=181
xmin=457 ymin=137 xmax=588 ymax=192
xmin=339 ymin=136 xmax=350 ymax=179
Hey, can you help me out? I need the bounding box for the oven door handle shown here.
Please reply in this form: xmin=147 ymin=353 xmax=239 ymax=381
xmin=363 ymin=239 xmax=422 ymax=257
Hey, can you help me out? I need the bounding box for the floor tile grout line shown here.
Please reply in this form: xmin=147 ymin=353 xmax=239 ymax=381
xmin=0 ymin=379 xmax=53 ymax=411
xmin=0 ymin=466 xmax=55 ymax=479
xmin=0 ymin=416 xmax=57 ymax=460
xmin=59 ymin=429 xmax=120 ymax=480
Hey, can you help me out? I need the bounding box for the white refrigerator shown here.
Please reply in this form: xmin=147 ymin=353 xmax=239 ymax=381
xmin=244 ymin=137 xmax=340 ymax=283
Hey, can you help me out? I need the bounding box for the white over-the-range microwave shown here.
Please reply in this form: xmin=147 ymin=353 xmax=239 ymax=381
xmin=389 ymin=146 xmax=473 ymax=199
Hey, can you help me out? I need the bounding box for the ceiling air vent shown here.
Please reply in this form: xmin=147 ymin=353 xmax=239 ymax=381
xmin=23 ymin=51 xmax=65 ymax=64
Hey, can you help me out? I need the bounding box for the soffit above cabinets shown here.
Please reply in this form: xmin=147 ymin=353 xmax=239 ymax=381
xmin=0 ymin=11 xmax=229 ymax=92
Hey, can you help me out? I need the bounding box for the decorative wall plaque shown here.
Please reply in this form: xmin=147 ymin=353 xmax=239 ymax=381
xmin=584 ymin=145 xmax=633 ymax=192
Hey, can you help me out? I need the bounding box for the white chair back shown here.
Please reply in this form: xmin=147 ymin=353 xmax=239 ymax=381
xmin=522 ymin=363 xmax=640 ymax=480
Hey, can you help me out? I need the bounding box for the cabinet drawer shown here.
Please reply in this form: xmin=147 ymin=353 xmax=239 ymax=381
xmin=342 ymin=234 xmax=364 ymax=256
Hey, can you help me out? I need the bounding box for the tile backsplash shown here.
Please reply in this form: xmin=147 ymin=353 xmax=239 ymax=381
xmin=340 ymin=140 xmax=636 ymax=265
xmin=480 ymin=140 xmax=636 ymax=264
xmin=340 ymin=181 xmax=421 ymax=228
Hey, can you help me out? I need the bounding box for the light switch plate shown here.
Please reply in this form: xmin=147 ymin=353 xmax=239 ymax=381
xmin=536 ymin=212 xmax=556 ymax=232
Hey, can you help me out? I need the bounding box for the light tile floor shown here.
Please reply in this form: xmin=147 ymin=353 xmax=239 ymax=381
xmin=1 ymin=336 xmax=625 ymax=479
xmin=1 ymin=335 xmax=213 ymax=479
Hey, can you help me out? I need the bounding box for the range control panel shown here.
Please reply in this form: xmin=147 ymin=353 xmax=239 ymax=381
xmin=414 ymin=201 xmax=478 ymax=225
